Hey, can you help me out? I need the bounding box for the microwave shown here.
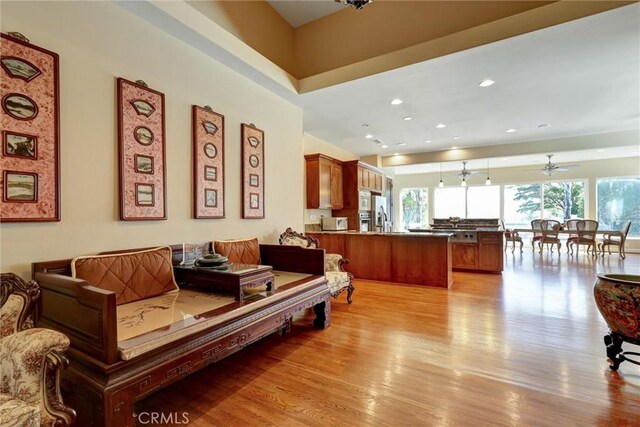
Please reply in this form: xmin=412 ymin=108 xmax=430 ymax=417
xmin=359 ymin=191 xmax=371 ymax=211
xmin=322 ymin=217 xmax=348 ymax=231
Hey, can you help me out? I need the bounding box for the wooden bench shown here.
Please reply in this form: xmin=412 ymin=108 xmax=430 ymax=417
xmin=32 ymin=244 xmax=330 ymax=426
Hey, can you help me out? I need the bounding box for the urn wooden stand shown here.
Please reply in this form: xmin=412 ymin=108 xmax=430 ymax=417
xmin=593 ymin=273 xmax=640 ymax=370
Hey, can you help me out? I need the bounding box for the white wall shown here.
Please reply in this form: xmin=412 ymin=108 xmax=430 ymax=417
xmin=0 ymin=2 xmax=304 ymax=277
xmin=392 ymin=156 xmax=640 ymax=251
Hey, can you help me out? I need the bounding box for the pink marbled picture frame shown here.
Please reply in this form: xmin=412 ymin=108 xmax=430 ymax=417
xmin=117 ymin=78 xmax=166 ymax=220
xmin=1 ymin=33 xmax=59 ymax=222
xmin=193 ymin=105 xmax=224 ymax=218
xmin=241 ymin=123 xmax=264 ymax=219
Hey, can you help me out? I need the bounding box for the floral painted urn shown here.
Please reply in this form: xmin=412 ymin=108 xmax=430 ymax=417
xmin=593 ymin=273 xmax=640 ymax=370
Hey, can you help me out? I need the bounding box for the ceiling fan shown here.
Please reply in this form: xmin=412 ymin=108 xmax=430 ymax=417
xmin=536 ymin=154 xmax=580 ymax=176
xmin=457 ymin=161 xmax=482 ymax=180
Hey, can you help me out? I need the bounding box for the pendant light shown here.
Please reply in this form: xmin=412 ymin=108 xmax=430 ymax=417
xmin=461 ymin=178 xmax=467 ymax=187
xmin=485 ymin=159 xmax=492 ymax=186
xmin=439 ymin=163 xmax=444 ymax=187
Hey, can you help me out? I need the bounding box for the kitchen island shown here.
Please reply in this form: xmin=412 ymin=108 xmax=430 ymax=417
xmin=307 ymin=231 xmax=453 ymax=288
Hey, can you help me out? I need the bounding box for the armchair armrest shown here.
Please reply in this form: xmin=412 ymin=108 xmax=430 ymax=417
xmin=1 ymin=328 xmax=69 ymax=402
xmin=326 ymin=253 xmax=349 ymax=273
xmin=602 ymin=231 xmax=623 ymax=241
xmin=1 ymin=328 xmax=75 ymax=425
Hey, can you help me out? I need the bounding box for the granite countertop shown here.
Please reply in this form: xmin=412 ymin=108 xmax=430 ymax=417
xmin=308 ymin=230 xmax=454 ymax=237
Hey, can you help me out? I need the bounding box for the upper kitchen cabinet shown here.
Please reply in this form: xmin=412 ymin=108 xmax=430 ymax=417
xmin=356 ymin=163 xmax=384 ymax=192
xmin=305 ymin=154 xmax=344 ymax=209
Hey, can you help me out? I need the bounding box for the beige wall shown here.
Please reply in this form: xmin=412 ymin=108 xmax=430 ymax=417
xmin=187 ymin=0 xmax=295 ymax=74
xmin=294 ymin=1 xmax=553 ymax=78
xmin=391 ymin=156 xmax=640 ymax=251
xmin=1 ymin=2 xmax=304 ymax=277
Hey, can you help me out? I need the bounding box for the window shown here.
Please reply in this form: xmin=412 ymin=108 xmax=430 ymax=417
xmin=503 ymin=181 xmax=585 ymax=228
xmin=433 ymin=186 xmax=499 ymax=219
xmin=542 ymin=181 xmax=584 ymax=221
xmin=399 ymin=188 xmax=429 ymax=230
xmin=597 ymin=177 xmax=640 ymax=237
xmin=434 ymin=187 xmax=465 ymax=218
xmin=504 ymin=184 xmax=541 ymax=229
xmin=467 ymin=186 xmax=500 ymax=218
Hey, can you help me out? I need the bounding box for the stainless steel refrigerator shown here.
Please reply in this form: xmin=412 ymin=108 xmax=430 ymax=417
xmin=373 ymin=195 xmax=388 ymax=232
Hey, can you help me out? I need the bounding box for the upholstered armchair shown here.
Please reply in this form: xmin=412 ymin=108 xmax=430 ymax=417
xmin=279 ymin=228 xmax=354 ymax=304
xmin=1 ymin=273 xmax=75 ymax=427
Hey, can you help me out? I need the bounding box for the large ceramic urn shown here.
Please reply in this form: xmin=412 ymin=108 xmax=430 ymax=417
xmin=593 ymin=274 xmax=640 ymax=370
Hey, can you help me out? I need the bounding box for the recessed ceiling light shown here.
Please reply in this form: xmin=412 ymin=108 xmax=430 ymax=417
xmin=381 ymin=145 xmax=388 ymax=148
xmin=436 ymin=123 xmax=446 ymax=128
xmin=424 ymin=140 xmax=431 ymax=143
xmin=479 ymin=79 xmax=495 ymax=87
xmin=397 ymin=142 xmax=406 ymax=146
xmin=506 ymin=128 xmax=517 ymax=133
xmin=502 ymin=158 xmax=509 ymax=161
xmin=538 ymin=124 xmax=549 ymax=128
xmin=393 ymin=153 xmax=400 ymax=156
xmin=403 ymin=116 xmax=412 ymax=121
xmin=365 ymin=134 xmax=373 ymax=139
xmin=451 ymin=146 xmax=458 ymax=150
xmin=453 ymin=136 xmax=460 ymax=140
xmin=597 ymin=149 xmax=606 ymax=152
xmin=390 ymin=99 xmax=403 ymax=105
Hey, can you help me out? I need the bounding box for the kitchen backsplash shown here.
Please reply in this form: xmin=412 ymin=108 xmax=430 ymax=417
xmin=305 ymin=223 xmax=322 ymax=232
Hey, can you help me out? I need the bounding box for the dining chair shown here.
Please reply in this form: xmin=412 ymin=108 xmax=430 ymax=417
xmin=599 ymin=220 xmax=632 ymax=259
xmin=565 ymin=219 xmax=580 ymax=253
xmin=567 ymin=219 xmax=599 ymax=256
xmin=538 ymin=219 xmax=562 ymax=253
xmin=531 ymin=219 xmax=544 ymax=251
xmin=500 ymin=219 xmax=523 ymax=253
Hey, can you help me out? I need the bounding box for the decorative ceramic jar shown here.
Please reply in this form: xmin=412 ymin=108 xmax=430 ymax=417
xmin=593 ymin=273 xmax=640 ymax=370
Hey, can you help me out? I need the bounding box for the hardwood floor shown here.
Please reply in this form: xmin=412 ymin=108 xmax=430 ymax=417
xmin=137 ymin=253 xmax=640 ymax=426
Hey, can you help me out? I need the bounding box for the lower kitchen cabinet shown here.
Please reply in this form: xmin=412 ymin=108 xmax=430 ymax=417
xmin=452 ymin=232 xmax=504 ymax=273
xmin=478 ymin=232 xmax=504 ymax=272
xmin=452 ymin=243 xmax=478 ymax=269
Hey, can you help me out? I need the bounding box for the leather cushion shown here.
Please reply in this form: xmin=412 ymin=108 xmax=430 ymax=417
xmin=71 ymin=246 xmax=178 ymax=305
xmin=214 ymin=238 xmax=260 ymax=264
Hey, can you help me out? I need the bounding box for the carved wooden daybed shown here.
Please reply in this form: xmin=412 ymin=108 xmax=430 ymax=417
xmin=32 ymin=243 xmax=330 ymax=426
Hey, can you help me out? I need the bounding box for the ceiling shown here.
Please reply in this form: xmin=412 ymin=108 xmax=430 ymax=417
xmin=123 ymin=1 xmax=640 ymax=173
xmin=297 ymin=3 xmax=640 ymax=160
xmin=267 ymin=0 xmax=344 ymax=28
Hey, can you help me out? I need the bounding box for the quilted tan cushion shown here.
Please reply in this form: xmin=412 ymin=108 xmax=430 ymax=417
xmin=71 ymin=246 xmax=178 ymax=305
xmin=214 ymin=238 xmax=260 ymax=264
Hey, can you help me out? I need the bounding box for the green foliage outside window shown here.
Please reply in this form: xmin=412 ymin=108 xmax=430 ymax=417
xmin=513 ymin=181 xmax=584 ymax=221
xmin=400 ymin=188 xmax=429 ymax=230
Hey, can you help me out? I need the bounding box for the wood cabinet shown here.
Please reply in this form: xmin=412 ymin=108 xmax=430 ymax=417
xmin=333 ymin=160 xmax=385 ymax=230
xmin=452 ymin=243 xmax=478 ymax=269
xmin=452 ymin=232 xmax=504 ymax=272
xmin=356 ymin=165 xmax=383 ymax=191
xmin=478 ymin=232 xmax=504 ymax=272
xmin=305 ymin=154 xmax=343 ymax=209
xmin=309 ymin=232 xmax=452 ymax=288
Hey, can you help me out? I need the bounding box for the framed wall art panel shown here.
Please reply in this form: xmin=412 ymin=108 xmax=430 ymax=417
xmin=117 ymin=78 xmax=166 ymax=220
xmin=241 ymin=123 xmax=264 ymax=219
xmin=193 ymin=105 xmax=224 ymax=218
xmin=1 ymin=32 xmax=60 ymax=222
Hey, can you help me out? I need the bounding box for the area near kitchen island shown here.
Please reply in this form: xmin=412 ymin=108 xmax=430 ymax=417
xmin=308 ymin=231 xmax=453 ymax=288
xmin=308 ymin=229 xmax=505 ymax=288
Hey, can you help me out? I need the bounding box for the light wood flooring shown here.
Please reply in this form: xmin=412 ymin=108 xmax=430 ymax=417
xmin=137 ymin=252 xmax=640 ymax=426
